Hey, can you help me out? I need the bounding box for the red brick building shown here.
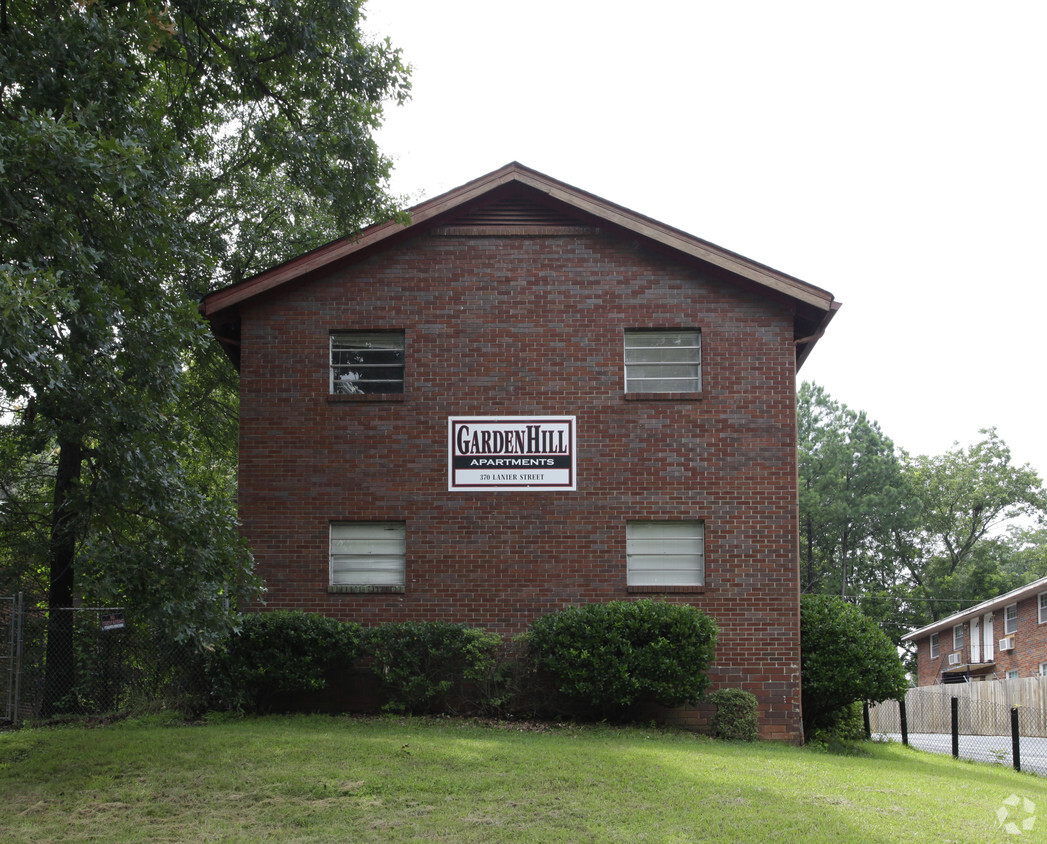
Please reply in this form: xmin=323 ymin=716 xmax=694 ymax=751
xmin=902 ymin=576 xmax=1047 ymax=686
xmin=201 ymin=163 xmax=839 ymax=741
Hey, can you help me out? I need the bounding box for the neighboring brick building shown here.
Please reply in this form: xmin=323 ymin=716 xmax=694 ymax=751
xmin=902 ymin=576 xmax=1047 ymax=686
xmin=200 ymin=162 xmax=839 ymax=741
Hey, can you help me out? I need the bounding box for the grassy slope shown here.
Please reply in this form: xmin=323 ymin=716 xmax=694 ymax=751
xmin=1 ymin=714 xmax=1044 ymax=842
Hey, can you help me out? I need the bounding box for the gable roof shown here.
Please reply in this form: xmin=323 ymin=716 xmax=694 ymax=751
xmin=900 ymin=576 xmax=1047 ymax=642
xmin=201 ymin=162 xmax=840 ymax=369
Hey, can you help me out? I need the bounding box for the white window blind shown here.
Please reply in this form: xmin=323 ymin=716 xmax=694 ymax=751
xmin=624 ymin=330 xmax=701 ymax=393
xmin=626 ymin=521 xmax=705 ymax=586
xmin=330 ymin=522 xmax=405 ymax=587
xmin=331 ymin=332 xmax=405 ymax=394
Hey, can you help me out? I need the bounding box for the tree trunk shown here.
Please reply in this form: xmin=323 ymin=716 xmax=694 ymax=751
xmin=804 ymin=514 xmax=815 ymax=591
xmin=40 ymin=436 xmax=83 ymax=717
xmin=840 ymin=528 xmax=850 ymax=598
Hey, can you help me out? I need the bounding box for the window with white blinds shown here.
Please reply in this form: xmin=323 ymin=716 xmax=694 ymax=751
xmin=330 ymin=522 xmax=405 ymax=587
xmin=626 ymin=521 xmax=705 ymax=586
xmin=624 ymin=330 xmax=701 ymax=393
xmin=330 ymin=332 xmax=405 ymax=394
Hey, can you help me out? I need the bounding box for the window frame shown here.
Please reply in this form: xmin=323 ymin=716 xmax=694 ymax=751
xmin=329 ymin=521 xmax=406 ymax=592
xmin=1006 ymin=669 xmax=1020 ymax=680
xmin=1039 ymin=662 xmax=1047 ymax=677
xmin=624 ymin=329 xmax=702 ymax=395
xmin=626 ymin=520 xmax=705 ymax=589
xmin=1040 ymin=592 xmax=1047 ymax=625
xmin=1004 ymin=603 xmax=1018 ymax=635
xmin=330 ymin=331 xmax=405 ymax=396
xmin=953 ymin=624 xmax=965 ymax=651
xmin=929 ymin=632 xmax=939 ymax=660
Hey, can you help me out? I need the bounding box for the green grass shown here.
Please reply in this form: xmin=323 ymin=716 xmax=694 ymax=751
xmin=1 ymin=714 xmax=1044 ymax=842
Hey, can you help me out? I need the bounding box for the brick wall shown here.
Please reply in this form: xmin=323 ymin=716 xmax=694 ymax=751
xmin=914 ymin=592 xmax=1047 ymax=685
xmin=237 ymin=227 xmax=804 ymax=741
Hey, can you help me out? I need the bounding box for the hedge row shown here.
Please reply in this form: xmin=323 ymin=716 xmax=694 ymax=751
xmin=201 ymin=600 xmax=719 ymax=722
xmin=196 ymin=596 xmax=907 ymax=742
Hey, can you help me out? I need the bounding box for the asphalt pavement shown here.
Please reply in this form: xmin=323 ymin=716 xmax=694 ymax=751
xmin=875 ymin=732 xmax=1047 ymax=777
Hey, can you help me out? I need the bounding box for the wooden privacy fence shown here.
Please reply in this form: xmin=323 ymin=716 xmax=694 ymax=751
xmin=870 ymin=677 xmax=1047 ymax=738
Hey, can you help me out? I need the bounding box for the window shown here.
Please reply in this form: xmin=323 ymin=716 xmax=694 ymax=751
xmin=1005 ymin=603 xmax=1018 ymax=635
xmin=330 ymin=332 xmax=404 ymax=394
xmin=624 ymin=330 xmax=701 ymax=393
xmin=330 ymin=522 xmax=405 ymax=589
xmin=1006 ymin=670 xmax=1020 ymax=680
xmin=953 ymin=624 xmax=964 ymax=651
xmin=626 ymin=521 xmax=704 ymax=586
xmin=1039 ymin=662 xmax=1047 ymax=677
xmin=1040 ymin=592 xmax=1047 ymax=624
xmin=929 ymin=633 xmax=939 ymax=660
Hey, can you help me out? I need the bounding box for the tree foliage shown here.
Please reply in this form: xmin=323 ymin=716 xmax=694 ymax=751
xmin=800 ymin=594 xmax=908 ymax=735
xmin=894 ymin=428 xmax=1046 ymax=623
xmin=798 ymin=383 xmax=1047 ymax=646
xmin=0 ymin=0 xmax=410 ymax=712
xmin=798 ymin=382 xmax=918 ymax=600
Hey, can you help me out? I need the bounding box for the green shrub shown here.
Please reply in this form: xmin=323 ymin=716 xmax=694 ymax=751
xmin=708 ymin=688 xmax=759 ymax=741
xmin=363 ymin=621 xmax=502 ymax=714
xmin=800 ymin=595 xmax=907 ymax=736
xmin=527 ymin=600 xmax=718 ymax=720
xmin=210 ymin=611 xmax=362 ymax=713
xmin=469 ymin=637 xmax=538 ymax=719
xmin=806 ymin=700 xmax=867 ymax=745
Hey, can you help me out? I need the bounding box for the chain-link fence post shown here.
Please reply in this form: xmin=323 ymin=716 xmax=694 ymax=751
xmin=1011 ymin=706 xmax=1021 ymax=773
xmin=899 ymin=696 xmax=908 ymax=746
xmin=951 ymin=696 xmax=959 ymax=759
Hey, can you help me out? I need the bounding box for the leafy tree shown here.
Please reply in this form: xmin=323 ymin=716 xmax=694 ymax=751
xmin=797 ymin=382 xmax=918 ymax=599
xmin=996 ymin=526 xmax=1047 ymax=585
xmin=0 ymin=0 xmax=410 ymax=713
xmin=797 ymin=386 xmax=1047 ymax=644
xmin=800 ymin=594 xmax=908 ymax=736
xmin=894 ymin=429 xmax=1046 ymax=626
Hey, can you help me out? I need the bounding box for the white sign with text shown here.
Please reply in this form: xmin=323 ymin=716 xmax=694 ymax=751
xmin=448 ymin=416 xmax=577 ymax=491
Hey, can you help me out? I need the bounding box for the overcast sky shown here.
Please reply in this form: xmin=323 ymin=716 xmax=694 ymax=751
xmin=363 ymin=0 xmax=1047 ymax=476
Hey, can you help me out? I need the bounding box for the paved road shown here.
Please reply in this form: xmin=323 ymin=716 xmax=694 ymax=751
xmin=875 ymin=732 xmax=1047 ymax=777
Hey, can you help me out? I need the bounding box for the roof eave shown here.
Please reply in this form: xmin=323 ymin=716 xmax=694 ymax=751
xmin=900 ymin=575 xmax=1047 ymax=642
xmin=200 ymin=162 xmax=837 ymax=321
xmin=796 ymin=300 xmax=842 ymax=371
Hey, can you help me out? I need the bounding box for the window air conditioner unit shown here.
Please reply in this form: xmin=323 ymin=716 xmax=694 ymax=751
xmin=999 ymin=637 xmax=1015 ymax=652
xmin=948 ymin=653 xmax=962 ymax=666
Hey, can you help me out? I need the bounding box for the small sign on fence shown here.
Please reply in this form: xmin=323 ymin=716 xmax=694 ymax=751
xmin=100 ymin=612 xmax=125 ymax=631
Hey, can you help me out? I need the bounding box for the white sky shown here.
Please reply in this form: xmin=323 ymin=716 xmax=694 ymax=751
xmin=364 ymin=0 xmax=1047 ymax=476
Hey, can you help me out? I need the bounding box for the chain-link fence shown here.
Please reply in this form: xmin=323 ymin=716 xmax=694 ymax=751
xmin=2 ymin=595 xmax=204 ymax=723
xmin=1 ymin=595 xmax=22 ymax=722
xmin=870 ymin=691 xmax=1047 ymax=776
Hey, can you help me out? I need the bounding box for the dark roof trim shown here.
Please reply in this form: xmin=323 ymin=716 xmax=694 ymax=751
xmin=901 ymin=575 xmax=1047 ymax=642
xmin=200 ymin=162 xmax=839 ymax=371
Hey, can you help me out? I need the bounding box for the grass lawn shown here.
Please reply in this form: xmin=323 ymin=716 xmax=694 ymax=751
xmin=1 ymin=714 xmax=1044 ymax=842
